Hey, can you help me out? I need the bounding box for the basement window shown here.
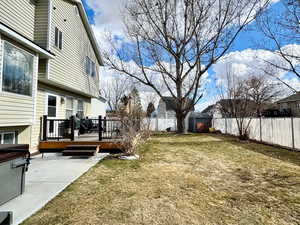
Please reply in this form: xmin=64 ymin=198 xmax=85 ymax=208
xmin=0 ymin=132 xmax=16 ymax=144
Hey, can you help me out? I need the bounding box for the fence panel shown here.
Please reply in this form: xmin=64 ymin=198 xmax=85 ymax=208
xmin=212 ymin=117 xmax=299 ymax=151
xmin=213 ymin=118 xmax=226 ymax=133
xmin=145 ymin=118 xmax=177 ymax=131
xmin=294 ymin=118 xmax=300 ymax=149
xmin=248 ymin=118 xmax=260 ymax=141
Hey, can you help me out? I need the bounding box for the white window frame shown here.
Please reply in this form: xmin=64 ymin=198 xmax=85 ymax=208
xmin=0 ymin=132 xmax=16 ymax=144
xmin=85 ymin=56 xmax=96 ymax=77
xmin=77 ymin=99 xmax=84 ymax=118
xmin=74 ymin=5 xmax=79 ymax=16
xmin=54 ymin=27 xmax=63 ymax=50
xmin=0 ymin=40 xmax=35 ymax=98
xmin=66 ymin=97 xmax=74 ymax=118
xmin=46 ymin=93 xmax=59 ymax=118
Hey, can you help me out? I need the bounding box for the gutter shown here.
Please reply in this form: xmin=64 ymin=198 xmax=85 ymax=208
xmin=0 ymin=22 xmax=55 ymax=59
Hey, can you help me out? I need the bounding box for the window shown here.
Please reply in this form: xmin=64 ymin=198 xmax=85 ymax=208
xmin=2 ymin=42 xmax=34 ymax=96
xmin=74 ymin=6 xmax=79 ymax=16
xmin=66 ymin=97 xmax=73 ymax=118
xmin=85 ymin=56 xmax=91 ymax=75
xmin=77 ymin=100 xmax=84 ymax=119
xmin=54 ymin=27 xmax=63 ymax=50
xmin=91 ymin=61 xmax=96 ymax=77
xmin=296 ymin=102 xmax=300 ymax=109
xmin=48 ymin=95 xmax=57 ymax=117
xmin=85 ymin=57 xmax=96 ymax=77
xmin=0 ymin=132 xmax=16 ymax=144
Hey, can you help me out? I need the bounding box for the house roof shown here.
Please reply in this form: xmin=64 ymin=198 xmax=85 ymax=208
xmin=201 ymin=104 xmax=216 ymax=114
xmin=70 ymin=0 xmax=104 ymax=66
xmin=161 ymin=97 xmax=195 ymax=111
xmin=277 ymin=92 xmax=300 ymax=104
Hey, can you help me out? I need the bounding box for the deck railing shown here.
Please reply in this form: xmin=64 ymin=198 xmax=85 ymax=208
xmin=41 ymin=115 xmax=123 ymax=141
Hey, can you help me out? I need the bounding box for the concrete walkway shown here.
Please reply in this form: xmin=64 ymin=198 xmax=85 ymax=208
xmin=0 ymin=153 xmax=109 ymax=225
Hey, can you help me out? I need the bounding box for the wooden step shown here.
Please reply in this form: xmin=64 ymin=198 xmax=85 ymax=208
xmin=62 ymin=149 xmax=97 ymax=157
xmin=65 ymin=145 xmax=99 ymax=150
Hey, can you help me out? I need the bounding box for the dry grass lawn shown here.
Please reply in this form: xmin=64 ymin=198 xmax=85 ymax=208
xmin=22 ymin=134 xmax=300 ymax=225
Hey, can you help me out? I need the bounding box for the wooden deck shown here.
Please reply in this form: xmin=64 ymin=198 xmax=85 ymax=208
xmin=39 ymin=133 xmax=122 ymax=153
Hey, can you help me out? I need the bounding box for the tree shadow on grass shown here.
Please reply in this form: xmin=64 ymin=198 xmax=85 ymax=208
xmin=207 ymin=134 xmax=300 ymax=167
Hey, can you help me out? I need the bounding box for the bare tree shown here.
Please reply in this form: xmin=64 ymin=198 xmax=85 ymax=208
xmin=217 ymin=70 xmax=257 ymax=140
xmin=104 ymin=0 xmax=271 ymax=133
xmin=101 ymin=75 xmax=132 ymax=112
xmin=217 ymin=69 xmax=281 ymax=139
xmin=245 ymin=75 xmax=282 ymax=116
xmin=257 ymin=0 xmax=300 ymax=85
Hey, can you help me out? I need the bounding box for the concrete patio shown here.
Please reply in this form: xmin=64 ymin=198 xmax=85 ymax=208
xmin=0 ymin=153 xmax=109 ymax=225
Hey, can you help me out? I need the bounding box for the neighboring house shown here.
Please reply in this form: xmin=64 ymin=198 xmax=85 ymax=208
xmin=0 ymin=0 xmax=104 ymax=152
xmin=277 ymin=92 xmax=300 ymax=117
xmin=156 ymin=97 xmax=194 ymax=119
xmin=205 ymin=99 xmax=258 ymax=118
xmin=201 ymin=104 xmax=217 ymax=117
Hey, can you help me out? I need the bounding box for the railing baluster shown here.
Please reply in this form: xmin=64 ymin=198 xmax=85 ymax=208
xmin=43 ymin=115 xmax=48 ymax=141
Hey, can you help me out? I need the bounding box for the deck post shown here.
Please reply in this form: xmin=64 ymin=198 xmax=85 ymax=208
xmin=42 ymin=115 xmax=48 ymax=141
xmin=70 ymin=116 xmax=75 ymax=141
xmin=99 ymin=116 xmax=102 ymax=141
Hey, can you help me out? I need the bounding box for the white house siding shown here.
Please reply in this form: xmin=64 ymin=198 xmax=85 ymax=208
xmin=0 ymin=0 xmax=36 ymax=40
xmin=0 ymin=35 xmax=38 ymax=127
xmin=34 ymin=0 xmax=50 ymax=48
xmin=48 ymin=0 xmax=100 ymax=98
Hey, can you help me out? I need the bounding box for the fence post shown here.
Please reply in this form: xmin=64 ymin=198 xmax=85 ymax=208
xmin=259 ymin=117 xmax=262 ymax=142
xmin=291 ymin=117 xmax=295 ymax=150
xmin=42 ymin=115 xmax=48 ymax=141
xmin=70 ymin=116 xmax=75 ymax=141
xmin=99 ymin=116 xmax=102 ymax=141
xmin=225 ymin=117 xmax=227 ymax=134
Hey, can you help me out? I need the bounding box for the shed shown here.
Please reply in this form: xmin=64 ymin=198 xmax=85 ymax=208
xmin=188 ymin=112 xmax=212 ymax=133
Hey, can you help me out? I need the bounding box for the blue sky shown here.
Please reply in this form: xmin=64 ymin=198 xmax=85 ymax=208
xmin=83 ymin=0 xmax=300 ymax=111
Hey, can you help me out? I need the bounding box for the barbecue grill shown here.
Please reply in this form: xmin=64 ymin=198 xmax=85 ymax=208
xmin=0 ymin=144 xmax=30 ymax=206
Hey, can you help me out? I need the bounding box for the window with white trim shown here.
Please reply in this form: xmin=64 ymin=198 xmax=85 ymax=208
xmin=296 ymin=102 xmax=300 ymax=109
xmin=2 ymin=42 xmax=34 ymax=96
xmin=85 ymin=56 xmax=96 ymax=77
xmin=77 ymin=100 xmax=84 ymax=119
xmin=54 ymin=27 xmax=63 ymax=50
xmin=0 ymin=132 xmax=16 ymax=144
xmin=66 ymin=97 xmax=73 ymax=118
xmin=47 ymin=95 xmax=57 ymax=117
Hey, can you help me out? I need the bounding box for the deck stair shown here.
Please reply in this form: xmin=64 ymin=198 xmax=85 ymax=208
xmin=62 ymin=145 xmax=100 ymax=157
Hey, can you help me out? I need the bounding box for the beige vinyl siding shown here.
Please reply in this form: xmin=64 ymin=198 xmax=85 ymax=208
xmin=0 ymin=35 xmax=38 ymax=127
xmin=30 ymin=82 xmax=91 ymax=150
xmin=0 ymin=126 xmax=31 ymax=145
xmin=31 ymin=88 xmax=46 ymax=151
xmin=38 ymin=59 xmax=48 ymax=79
xmin=0 ymin=0 xmax=36 ymax=40
xmin=49 ymin=0 xmax=99 ymax=97
xmin=34 ymin=0 xmax=50 ymax=48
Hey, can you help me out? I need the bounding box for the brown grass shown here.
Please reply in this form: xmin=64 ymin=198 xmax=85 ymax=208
xmin=22 ymin=133 xmax=300 ymax=225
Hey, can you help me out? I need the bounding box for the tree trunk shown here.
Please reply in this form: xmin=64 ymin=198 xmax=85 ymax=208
xmin=176 ymin=112 xmax=185 ymax=133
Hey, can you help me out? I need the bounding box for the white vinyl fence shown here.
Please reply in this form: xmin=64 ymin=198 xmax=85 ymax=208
xmin=212 ymin=117 xmax=300 ymax=151
xmin=145 ymin=118 xmax=177 ymax=131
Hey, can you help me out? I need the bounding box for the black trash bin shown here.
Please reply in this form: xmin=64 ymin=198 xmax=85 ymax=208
xmin=0 ymin=145 xmax=30 ymax=206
